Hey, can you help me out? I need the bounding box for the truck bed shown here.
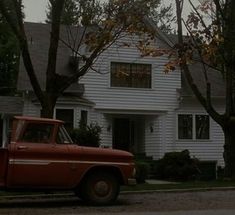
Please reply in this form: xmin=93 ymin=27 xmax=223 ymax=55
xmin=0 ymin=148 xmax=8 ymax=186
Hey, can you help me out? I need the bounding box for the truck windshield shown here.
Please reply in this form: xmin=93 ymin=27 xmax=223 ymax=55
xmin=56 ymin=125 xmax=73 ymax=144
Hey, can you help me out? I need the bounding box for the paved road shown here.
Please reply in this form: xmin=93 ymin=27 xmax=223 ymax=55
xmin=0 ymin=190 xmax=235 ymax=214
xmin=89 ymin=210 xmax=235 ymax=215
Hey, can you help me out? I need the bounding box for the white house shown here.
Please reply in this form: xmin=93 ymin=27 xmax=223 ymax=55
xmin=16 ymin=22 xmax=225 ymax=166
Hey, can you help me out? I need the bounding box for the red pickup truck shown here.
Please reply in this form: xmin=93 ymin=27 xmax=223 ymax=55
xmin=0 ymin=116 xmax=136 ymax=205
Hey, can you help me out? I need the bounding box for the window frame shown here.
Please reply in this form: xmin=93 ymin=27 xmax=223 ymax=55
xmin=17 ymin=122 xmax=54 ymax=144
xmin=56 ymin=125 xmax=73 ymax=145
xmin=110 ymin=61 xmax=152 ymax=89
xmin=177 ymin=113 xmax=210 ymax=141
xmin=80 ymin=110 xmax=88 ymax=126
xmin=177 ymin=114 xmax=193 ymax=140
xmin=55 ymin=108 xmax=74 ymax=132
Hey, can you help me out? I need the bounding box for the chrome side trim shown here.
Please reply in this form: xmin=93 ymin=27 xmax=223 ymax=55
xmin=9 ymin=159 xmax=132 ymax=166
xmin=9 ymin=159 xmax=50 ymax=165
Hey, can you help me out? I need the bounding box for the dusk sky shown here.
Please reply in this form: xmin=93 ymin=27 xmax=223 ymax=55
xmin=23 ymin=0 xmax=47 ymax=23
xmin=23 ymin=0 xmax=195 ymax=23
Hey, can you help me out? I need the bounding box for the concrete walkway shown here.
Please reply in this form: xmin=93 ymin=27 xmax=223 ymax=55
xmin=145 ymin=179 xmax=179 ymax=184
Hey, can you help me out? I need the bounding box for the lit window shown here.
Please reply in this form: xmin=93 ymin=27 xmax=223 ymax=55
xmin=111 ymin=62 xmax=151 ymax=88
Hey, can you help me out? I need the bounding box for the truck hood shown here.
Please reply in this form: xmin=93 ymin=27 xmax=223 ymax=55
xmin=69 ymin=145 xmax=134 ymax=163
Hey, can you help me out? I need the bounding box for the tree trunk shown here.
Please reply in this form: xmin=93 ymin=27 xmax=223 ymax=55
xmin=223 ymin=121 xmax=235 ymax=179
xmin=40 ymin=94 xmax=57 ymax=118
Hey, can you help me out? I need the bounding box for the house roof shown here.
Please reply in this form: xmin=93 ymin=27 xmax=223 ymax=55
xmin=0 ymin=96 xmax=23 ymax=114
xmin=31 ymin=94 xmax=95 ymax=107
xmin=17 ymin=22 xmax=88 ymax=95
xmin=144 ymin=18 xmax=226 ymax=98
xmin=18 ymin=22 xmax=225 ymax=101
xmin=143 ymin=17 xmax=226 ymax=98
xmin=180 ymin=63 xmax=226 ymax=98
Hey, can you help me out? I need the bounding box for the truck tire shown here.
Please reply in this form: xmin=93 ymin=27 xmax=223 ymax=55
xmin=83 ymin=171 xmax=120 ymax=205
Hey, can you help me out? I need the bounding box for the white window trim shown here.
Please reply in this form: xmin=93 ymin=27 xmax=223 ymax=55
xmin=176 ymin=113 xmax=211 ymax=141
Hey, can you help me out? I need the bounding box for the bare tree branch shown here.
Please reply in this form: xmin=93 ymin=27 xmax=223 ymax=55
xmin=175 ymin=0 xmax=224 ymax=126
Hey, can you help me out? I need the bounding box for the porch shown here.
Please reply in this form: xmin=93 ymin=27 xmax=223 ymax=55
xmin=101 ymin=112 xmax=163 ymax=157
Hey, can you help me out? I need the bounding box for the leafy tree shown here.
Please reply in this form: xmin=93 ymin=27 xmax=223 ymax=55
xmin=148 ymin=0 xmax=176 ymax=34
xmin=172 ymin=0 xmax=235 ymax=179
xmin=0 ymin=13 xmax=19 ymax=95
xmin=46 ymin=0 xmax=79 ymax=25
xmin=0 ymin=0 xmax=155 ymax=117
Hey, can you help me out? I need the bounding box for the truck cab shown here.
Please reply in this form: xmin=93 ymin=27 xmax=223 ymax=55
xmin=0 ymin=116 xmax=136 ymax=205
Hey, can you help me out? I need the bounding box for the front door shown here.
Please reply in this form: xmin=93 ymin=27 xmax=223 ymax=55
xmin=113 ymin=118 xmax=134 ymax=151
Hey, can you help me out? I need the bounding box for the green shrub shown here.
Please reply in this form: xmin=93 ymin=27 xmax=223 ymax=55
xmin=217 ymin=166 xmax=224 ymax=180
xmin=152 ymin=150 xmax=200 ymax=181
xmin=135 ymin=161 xmax=150 ymax=183
xmin=70 ymin=123 xmax=101 ymax=147
xmin=197 ymin=161 xmax=217 ymax=180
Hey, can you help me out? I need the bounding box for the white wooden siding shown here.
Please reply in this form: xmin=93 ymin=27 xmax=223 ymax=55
xmin=161 ymin=111 xmax=177 ymax=155
xmin=80 ymin=35 xmax=182 ymax=156
xmin=145 ymin=115 xmax=161 ymax=159
xmin=22 ymin=97 xmax=40 ymax=117
xmin=175 ymin=100 xmax=225 ymax=166
xmin=80 ymin=36 xmax=181 ymax=112
xmin=22 ymin=96 xmax=91 ymax=129
xmin=100 ymin=114 xmax=113 ymax=148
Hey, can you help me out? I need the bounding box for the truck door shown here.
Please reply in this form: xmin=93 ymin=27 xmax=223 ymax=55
xmin=8 ymin=122 xmax=71 ymax=188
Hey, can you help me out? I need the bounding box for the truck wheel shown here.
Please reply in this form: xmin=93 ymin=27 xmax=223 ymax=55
xmin=83 ymin=172 xmax=120 ymax=205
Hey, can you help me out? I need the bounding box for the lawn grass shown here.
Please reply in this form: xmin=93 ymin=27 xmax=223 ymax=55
xmin=121 ymin=180 xmax=235 ymax=192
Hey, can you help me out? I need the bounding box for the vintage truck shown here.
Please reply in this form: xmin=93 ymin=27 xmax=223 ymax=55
xmin=0 ymin=116 xmax=136 ymax=205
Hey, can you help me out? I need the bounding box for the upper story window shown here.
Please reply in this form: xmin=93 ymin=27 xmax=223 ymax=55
xmin=178 ymin=114 xmax=210 ymax=140
xmin=56 ymin=109 xmax=74 ymax=132
xmin=111 ymin=62 xmax=151 ymax=88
